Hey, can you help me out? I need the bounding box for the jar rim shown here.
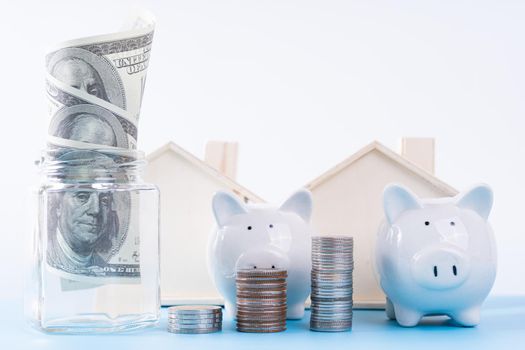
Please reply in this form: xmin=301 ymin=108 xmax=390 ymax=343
xmin=37 ymin=148 xmax=146 ymax=182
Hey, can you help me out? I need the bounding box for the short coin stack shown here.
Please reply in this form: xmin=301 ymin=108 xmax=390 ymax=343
xmin=310 ymin=236 xmax=354 ymax=332
xmin=167 ymin=305 xmax=223 ymax=334
xmin=236 ymin=268 xmax=288 ymax=333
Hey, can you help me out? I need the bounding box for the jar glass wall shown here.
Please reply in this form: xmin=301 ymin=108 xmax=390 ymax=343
xmin=28 ymin=149 xmax=160 ymax=333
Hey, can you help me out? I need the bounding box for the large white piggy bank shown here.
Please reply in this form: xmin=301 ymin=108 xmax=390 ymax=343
xmin=376 ymin=184 xmax=497 ymax=327
xmin=207 ymin=189 xmax=313 ymax=319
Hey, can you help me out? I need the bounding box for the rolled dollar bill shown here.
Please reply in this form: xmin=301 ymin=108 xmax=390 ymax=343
xmin=45 ymin=11 xmax=155 ymax=151
xmin=42 ymin=12 xmax=155 ymax=286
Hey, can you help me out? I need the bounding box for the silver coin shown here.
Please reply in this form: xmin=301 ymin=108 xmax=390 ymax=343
xmin=311 ymin=314 xmax=352 ymax=320
xmin=310 ymin=303 xmax=353 ymax=308
xmin=236 ymin=298 xmax=287 ymax=303
xmin=310 ymin=293 xmax=353 ymax=302
xmin=312 ymin=246 xmax=353 ymax=250
xmin=311 ymin=308 xmax=353 ymax=314
xmin=237 ymin=309 xmax=287 ymax=315
xmin=237 ymin=269 xmax=287 ymax=278
xmin=237 ymin=304 xmax=288 ymax=310
xmin=312 ymin=247 xmax=354 ymax=251
xmin=311 ymin=306 xmax=353 ymax=312
xmin=237 ymin=309 xmax=286 ymax=313
xmin=167 ymin=314 xmax=223 ymax=320
xmin=310 ymin=319 xmax=353 ymax=325
xmin=168 ymin=318 xmax=223 ymax=325
xmin=168 ymin=315 xmax=223 ymax=321
xmin=312 ymin=288 xmax=353 ymax=293
xmin=310 ymin=317 xmax=352 ymax=324
xmin=310 ymin=320 xmax=353 ymax=327
xmin=312 ymin=280 xmax=353 ymax=285
xmin=236 ymin=281 xmax=287 ymax=286
xmin=311 ymin=270 xmax=353 ymax=275
xmin=310 ymin=326 xmax=351 ymax=332
xmin=312 ymin=235 xmax=354 ymax=240
xmin=311 ymin=303 xmax=354 ymax=308
xmin=237 ymin=317 xmax=287 ymax=322
xmin=312 ymin=293 xmax=353 ymax=299
xmin=312 ymin=244 xmax=354 ymax=248
xmin=168 ymin=327 xmax=221 ymax=334
xmin=168 ymin=327 xmax=222 ymax=334
xmin=236 ymin=294 xmax=287 ymax=299
xmin=236 ymin=326 xmax=286 ymax=333
xmin=312 ymin=245 xmax=354 ymax=250
xmin=237 ymin=285 xmax=287 ymax=290
xmin=236 ymin=298 xmax=286 ymax=304
xmin=236 ymin=319 xmax=286 ymax=325
xmin=168 ymin=305 xmax=222 ymax=314
xmin=311 ymin=286 xmax=353 ymax=292
xmin=312 ymin=258 xmax=354 ymax=263
xmin=312 ymin=265 xmax=354 ymax=270
xmin=312 ymin=262 xmax=353 ymax=265
xmin=311 ymin=273 xmax=353 ymax=278
xmin=237 ymin=290 xmax=287 ymax=296
xmin=312 ymin=268 xmax=354 ymax=273
xmin=168 ymin=321 xmax=222 ymax=328
xmin=237 ymin=315 xmax=287 ymax=320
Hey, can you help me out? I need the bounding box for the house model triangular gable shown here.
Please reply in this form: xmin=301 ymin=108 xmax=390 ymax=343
xmin=145 ymin=141 xmax=264 ymax=305
xmin=305 ymin=140 xmax=457 ymax=308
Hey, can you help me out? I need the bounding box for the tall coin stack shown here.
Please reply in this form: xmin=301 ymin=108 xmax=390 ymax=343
xmin=310 ymin=236 xmax=354 ymax=332
xmin=236 ymin=268 xmax=288 ymax=333
xmin=167 ymin=305 xmax=223 ymax=334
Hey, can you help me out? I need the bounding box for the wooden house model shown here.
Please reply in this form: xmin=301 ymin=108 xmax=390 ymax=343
xmin=144 ymin=141 xmax=263 ymax=305
xmin=305 ymin=138 xmax=457 ymax=308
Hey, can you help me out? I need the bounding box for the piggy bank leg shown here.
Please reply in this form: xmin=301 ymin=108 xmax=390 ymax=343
xmin=449 ymin=306 xmax=481 ymax=327
xmin=385 ymin=298 xmax=396 ymax=320
xmin=225 ymin=300 xmax=237 ymax=319
xmin=393 ymin=304 xmax=422 ymax=327
xmin=287 ymin=302 xmax=305 ymax=319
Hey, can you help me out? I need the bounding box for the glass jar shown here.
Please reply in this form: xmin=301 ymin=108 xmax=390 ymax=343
xmin=27 ymin=148 xmax=160 ymax=333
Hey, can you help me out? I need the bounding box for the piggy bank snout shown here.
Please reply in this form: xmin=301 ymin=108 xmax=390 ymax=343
xmin=235 ymin=248 xmax=290 ymax=271
xmin=410 ymin=247 xmax=470 ymax=290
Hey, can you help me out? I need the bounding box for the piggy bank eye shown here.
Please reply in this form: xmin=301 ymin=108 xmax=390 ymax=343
xmin=247 ymin=226 xmax=252 ymax=230
xmin=269 ymin=224 xmax=274 ymax=228
xmin=450 ymin=221 xmax=456 ymax=226
xmin=424 ymin=221 xmax=430 ymax=226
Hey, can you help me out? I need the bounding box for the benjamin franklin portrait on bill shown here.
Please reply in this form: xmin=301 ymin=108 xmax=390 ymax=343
xmin=46 ymin=151 xmax=131 ymax=276
xmin=49 ymin=104 xmax=129 ymax=148
xmin=47 ymin=47 xmax=126 ymax=109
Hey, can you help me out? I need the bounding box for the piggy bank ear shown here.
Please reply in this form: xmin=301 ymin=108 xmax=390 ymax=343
xmin=383 ymin=184 xmax=422 ymax=224
xmin=212 ymin=191 xmax=247 ymax=227
xmin=280 ymin=189 xmax=313 ymax=222
xmin=456 ymin=184 xmax=493 ymax=220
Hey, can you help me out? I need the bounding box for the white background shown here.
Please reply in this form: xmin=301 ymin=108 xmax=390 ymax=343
xmin=1 ymin=0 xmax=524 ymax=297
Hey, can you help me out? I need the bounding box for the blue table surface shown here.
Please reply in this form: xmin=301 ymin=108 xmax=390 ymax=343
xmin=4 ymin=296 xmax=525 ymax=349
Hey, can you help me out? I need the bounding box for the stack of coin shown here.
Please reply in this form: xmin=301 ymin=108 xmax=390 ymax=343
xmin=167 ymin=305 xmax=223 ymax=334
xmin=310 ymin=236 xmax=354 ymax=332
xmin=236 ymin=268 xmax=288 ymax=333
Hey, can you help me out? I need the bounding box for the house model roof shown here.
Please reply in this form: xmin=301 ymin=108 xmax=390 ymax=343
xmin=303 ymin=139 xmax=458 ymax=308
xmin=305 ymin=140 xmax=457 ymax=195
xmin=147 ymin=141 xmax=264 ymax=203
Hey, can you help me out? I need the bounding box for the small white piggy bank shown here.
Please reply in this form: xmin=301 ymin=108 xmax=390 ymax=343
xmin=376 ymin=184 xmax=497 ymax=327
xmin=207 ymin=190 xmax=313 ymax=319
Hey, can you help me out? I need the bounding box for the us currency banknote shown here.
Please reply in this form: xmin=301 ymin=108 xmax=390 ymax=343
xmin=45 ymin=11 xmax=154 ymax=152
xmin=44 ymin=12 xmax=155 ymax=284
xmin=46 ymin=76 xmax=138 ymax=150
xmin=44 ymin=149 xmax=142 ymax=285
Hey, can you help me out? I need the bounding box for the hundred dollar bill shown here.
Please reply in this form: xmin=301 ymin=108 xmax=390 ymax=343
xmin=45 ymin=11 xmax=154 ymax=151
xmin=45 ymin=150 xmax=141 ymax=284
xmin=46 ymin=76 xmax=139 ymax=150
xmin=43 ymin=12 xmax=155 ymax=285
